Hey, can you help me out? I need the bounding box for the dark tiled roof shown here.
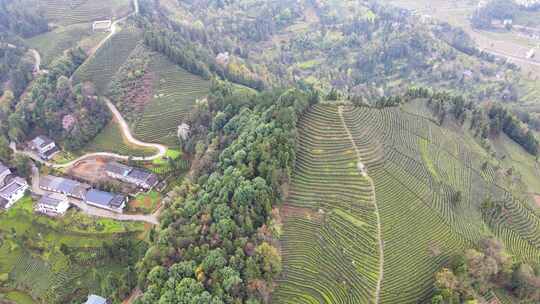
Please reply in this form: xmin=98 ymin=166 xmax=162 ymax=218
xmin=85 ymin=189 xmax=114 ymax=207
xmin=43 ymin=146 xmax=60 ymax=158
xmin=40 ymin=175 xmax=89 ymax=197
xmin=110 ymin=194 xmax=126 ymax=208
xmin=128 ymin=168 xmax=158 ymax=185
xmin=105 ymin=162 xmax=132 ymax=176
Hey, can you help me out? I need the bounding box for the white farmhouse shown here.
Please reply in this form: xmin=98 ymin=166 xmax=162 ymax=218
xmin=30 ymin=136 xmax=60 ymax=160
xmin=36 ymin=194 xmax=70 ymax=216
xmin=0 ymin=177 xmax=28 ymax=209
xmin=85 ymin=189 xmax=126 ymax=213
xmin=177 ymin=123 xmax=190 ymax=141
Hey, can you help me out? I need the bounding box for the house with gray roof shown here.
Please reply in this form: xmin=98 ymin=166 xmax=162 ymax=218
xmin=84 ymin=294 xmax=107 ymax=304
xmin=36 ymin=194 xmax=70 ymax=216
xmin=39 ymin=175 xmax=90 ymax=200
xmin=105 ymin=162 xmax=158 ymax=190
xmin=0 ymin=177 xmax=28 ymax=209
xmin=85 ymin=189 xmax=126 ymax=213
xmin=30 ymin=136 xmax=60 ymax=160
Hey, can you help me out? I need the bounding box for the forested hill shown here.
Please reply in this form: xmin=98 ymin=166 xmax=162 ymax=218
xmin=138 ymin=0 xmax=528 ymax=104
xmin=135 ymin=82 xmax=315 ymax=303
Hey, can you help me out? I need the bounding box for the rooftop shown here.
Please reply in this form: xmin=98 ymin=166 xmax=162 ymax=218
xmin=0 ymin=177 xmax=26 ymax=194
xmin=31 ymin=136 xmax=54 ymax=149
xmin=38 ymin=194 xmax=66 ymax=208
xmin=105 ymin=162 xmax=132 ymax=176
xmin=40 ymin=175 xmax=89 ymax=197
xmin=85 ymin=189 xmax=125 ymax=208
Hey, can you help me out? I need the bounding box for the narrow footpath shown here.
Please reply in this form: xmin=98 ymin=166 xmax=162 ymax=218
xmin=338 ymin=106 xmax=384 ymax=304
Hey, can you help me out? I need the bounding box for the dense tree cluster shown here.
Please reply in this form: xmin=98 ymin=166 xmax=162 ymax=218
xmin=135 ymin=82 xmax=314 ymax=303
xmin=4 ymin=48 xmax=110 ymax=151
xmin=137 ymin=16 xmax=266 ymax=90
xmin=431 ymin=238 xmax=539 ymax=304
xmin=406 ymin=87 xmax=539 ymax=156
xmin=0 ymin=39 xmax=34 ymax=99
xmin=487 ymin=104 xmax=539 ymax=155
xmin=471 ymin=0 xmax=518 ymax=29
xmin=0 ymin=0 xmax=48 ymax=38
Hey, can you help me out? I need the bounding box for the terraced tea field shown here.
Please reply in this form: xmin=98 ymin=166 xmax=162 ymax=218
xmin=26 ymin=23 xmax=105 ymax=67
xmin=274 ymin=105 xmax=382 ymax=303
xmin=73 ymin=25 xmax=141 ymax=94
xmin=132 ymin=55 xmax=210 ymax=146
xmin=40 ymin=0 xmax=131 ymax=26
xmin=276 ymin=103 xmax=540 ymax=303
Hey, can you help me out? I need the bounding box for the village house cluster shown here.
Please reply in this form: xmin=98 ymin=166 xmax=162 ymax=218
xmin=8 ymin=135 xmax=161 ymax=216
xmin=39 ymin=174 xmax=126 ymax=214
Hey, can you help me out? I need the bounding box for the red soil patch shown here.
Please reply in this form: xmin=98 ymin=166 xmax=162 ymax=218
xmin=68 ymin=156 xmax=108 ymax=183
xmin=280 ymin=205 xmax=322 ymax=222
xmin=535 ymin=195 xmax=540 ymax=208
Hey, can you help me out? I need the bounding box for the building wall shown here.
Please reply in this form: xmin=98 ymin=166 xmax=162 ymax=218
xmin=36 ymin=200 xmax=70 ymax=215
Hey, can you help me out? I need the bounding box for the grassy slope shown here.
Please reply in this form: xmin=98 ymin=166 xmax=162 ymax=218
xmin=131 ymin=54 xmax=210 ymax=146
xmin=276 ymin=103 xmax=540 ymax=303
xmin=0 ymin=196 xmax=144 ymax=303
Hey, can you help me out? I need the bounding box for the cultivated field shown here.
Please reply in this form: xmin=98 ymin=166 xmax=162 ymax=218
xmin=276 ymin=102 xmax=540 ymax=303
xmin=40 ymin=0 xmax=131 ymax=26
xmin=132 ymin=55 xmax=210 ymax=146
xmin=0 ymin=197 xmax=144 ymax=303
xmin=274 ymin=105 xmax=381 ymax=303
xmin=26 ymin=23 xmax=105 ymax=66
xmin=73 ymin=25 xmax=141 ymax=94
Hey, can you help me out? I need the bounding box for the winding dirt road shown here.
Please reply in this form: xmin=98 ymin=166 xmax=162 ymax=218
xmin=11 ymin=100 xmax=166 ymax=169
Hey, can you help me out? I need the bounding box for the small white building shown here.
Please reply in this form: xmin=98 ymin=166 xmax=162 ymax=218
xmin=0 ymin=177 xmax=28 ymax=209
xmin=30 ymin=136 xmax=60 ymax=160
xmin=92 ymin=20 xmax=112 ymax=32
xmin=36 ymin=194 xmax=70 ymax=216
xmin=177 ymin=123 xmax=190 ymax=141
xmin=526 ymin=48 xmax=536 ymax=59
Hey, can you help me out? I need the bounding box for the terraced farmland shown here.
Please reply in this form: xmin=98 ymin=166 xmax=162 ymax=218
xmin=276 ymin=103 xmax=540 ymax=303
xmin=273 ymin=105 xmax=382 ymax=303
xmin=73 ymin=25 xmax=141 ymax=94
xmin=40 ymin=0 xmax=131 ymax=26
xmin=132 ymin=55 xmax=210 ymax=146
xmin=26 ymin=23 xmax=103 ymax=66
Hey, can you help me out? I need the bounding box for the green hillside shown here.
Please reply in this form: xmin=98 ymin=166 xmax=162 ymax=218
xmin=276 ymin=102 xmax=540 ymax=303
